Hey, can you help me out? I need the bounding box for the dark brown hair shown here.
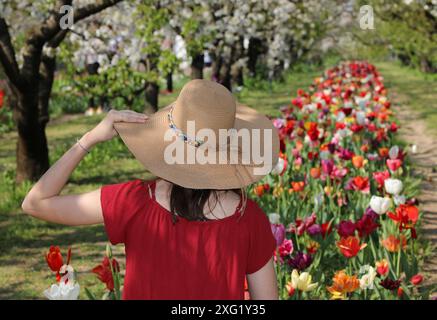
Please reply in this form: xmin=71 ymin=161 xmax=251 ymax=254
xmin=168 ymin=183 xmax=245 ymax=223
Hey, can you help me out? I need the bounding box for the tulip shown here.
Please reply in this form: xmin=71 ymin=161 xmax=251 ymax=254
xmin=356 ymin=214 xmax=380 ymax=238
xmin=337 ymin=220 xmax=356 ymax=237
xmin=384 ymin=178 xmax=403 ymax=195
xmin=253 ymin=185 xmax=265 ymax=197
xmin=386 ymin=159 xmax=402 ymax=172
xmin=43 ymin=281 xmax=80 ymax=300
xmin=375 ymin=259 xmax=389 ymax=276
xmin=288 ymin=251 xmax=313 ymax=270
xmin=369 ymin=196 xmax=391 ymax=215
xmin=359 ymin=265 xmax=377 ymax=290
xmin=269 ymin=213 xmax=286 ymax=247
xmin=346 ymin=176 xmax=370 ymax=193
xmin=380 ymin=278 xmax=402 ymax=291
xmin=388 ymin=145 xmax=399 ymax=159
xmin=92 ymin=257 xmax=120 ymax=291
xmin=352 ymin=155 xmax=364 ymax=168
xmin=271 ymin=157 xmax=288 ymax=175
xmin=381 ymin=235 xmax=407 ymax=252
xmin=278 ymin=239 xmax=294 ymax=259
xmin=337 ymin=236 xmax=367 ymax=258
xmin=46 ymin=246 xmax=63 ymax=276
xmin=290 ymin=269 xmax=318 ymax=292
xmin=373 ymin=170 xmax=390 ymax=189
xmin=327 ymin=270 xmax=360 ymax=300
xmin=410 ymin=274 xmax=423 ymax=286
xmin=285 ymin=282 xmax=296 ymax=297
xmin=393 ymin=195 xmax=406 ymax=205
xmin=310 ymin=167 xmax=321 ymax=179
xmin=321 ymin=159 xmax=334 ymax=175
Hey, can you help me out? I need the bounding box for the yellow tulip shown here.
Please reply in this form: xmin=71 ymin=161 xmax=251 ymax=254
xmin=291 ymin=269 xmax=318 ymax=292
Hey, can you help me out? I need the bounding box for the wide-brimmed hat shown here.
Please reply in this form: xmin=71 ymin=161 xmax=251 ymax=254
xmin=114 ymin=79 xmax=279 ymax=190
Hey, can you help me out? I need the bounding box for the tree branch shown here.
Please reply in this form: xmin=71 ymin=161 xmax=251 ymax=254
xmin=0 ymin=18 xmax=23 ymax=88
xmin=22 ymin=0 xmax=123 ymax=80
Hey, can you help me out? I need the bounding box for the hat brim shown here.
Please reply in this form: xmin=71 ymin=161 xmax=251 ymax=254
xmin=114 ymin=102 xmax=279 ymax=189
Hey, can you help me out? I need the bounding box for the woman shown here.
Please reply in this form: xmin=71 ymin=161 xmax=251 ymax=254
xmin=22 ymin=79 xmax=280 ymax=300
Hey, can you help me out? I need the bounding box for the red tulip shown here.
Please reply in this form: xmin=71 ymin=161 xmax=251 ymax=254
xmin=373 ymin=170 xmax=390 ymax=189
xmin=46 ymin=246 xmax=63 ymax=273
xmin=410 ymin=274 xmax=423 ymax=286
xmin=92 ymin=257 xmax=120 ymax=291
xmin=337 ymin=236 xmax=367 ymax=258
xmin=386 ymin=159 xmax=402 ymax=172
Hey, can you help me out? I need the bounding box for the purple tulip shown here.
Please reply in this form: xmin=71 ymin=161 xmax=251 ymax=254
xmin=306 ymin=224 xmax=322 ymax=236
xmin=271 ymin=224 xmax=286 ymax=247
xmin=337 ymin=220 xmax=356 ymax=237
xmin=288 ymin=251 xmax=313 ymax=271
xmin=338 ymin=148 xmax=354 ymax=160
xmin=364 ymin=207 xmax=379 ymax=220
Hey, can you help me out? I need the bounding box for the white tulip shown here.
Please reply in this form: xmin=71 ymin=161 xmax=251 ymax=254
xmin=44 ymin=281 xmax=80 ymax=300
xmin=369 ymin=196 xmax=391 ymax=215
xmin=394 ymin=195 xmax=406 ymax=205
xmin=411 ymin=145 xmax=417 ymax=154
xmin=271 ymin=157 xmax=286 ymax=175
xmin=268 ymin=213 xmax=281 ymax=224
xmin=359 ymin=266 xmax=377 ymax=290
xmin=356 ymin=111 xmax=366 ymax=125
xmin=389 ymin=146 xmax=399 ymax=160
xmin=384 ymin=178 xmax=403 ymax=195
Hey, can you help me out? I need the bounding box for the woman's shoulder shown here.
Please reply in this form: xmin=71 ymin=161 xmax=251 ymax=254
xmin=240 ymin=198 xmax=269 ymax=223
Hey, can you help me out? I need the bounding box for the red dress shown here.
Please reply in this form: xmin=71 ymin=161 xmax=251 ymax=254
xmin=100 ymin=179 xmax=276 ymax=300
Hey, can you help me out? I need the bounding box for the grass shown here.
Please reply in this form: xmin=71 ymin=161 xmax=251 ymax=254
xmin=0 ymin=65 xmax=322 ymax=299
xmin=375 ymin=61 xmax=437 ymax=135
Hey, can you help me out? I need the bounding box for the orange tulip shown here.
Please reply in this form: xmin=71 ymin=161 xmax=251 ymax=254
xmin=327 ymin=270 xmax=360 ymax=299
xmin=352 ymin=155 xmax=364 ymax=169
xmin=310 ymin=167 xmax=321 ymax=179
xmin=336 ymin=236 xmax=367 ymax=258
xmin=381 ymin=235 xmax=407 ymax=252
xmin=379 ymin=147 xmax=389 ymax=158
xmin=253 ymin=185 xmax=265 ymax=197
xmin=291 ymin=181 xmax=305 ymax=192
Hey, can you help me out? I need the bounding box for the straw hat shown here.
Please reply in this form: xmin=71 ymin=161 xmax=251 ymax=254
xmin=114 ymin=79 xmax=279 ymax=189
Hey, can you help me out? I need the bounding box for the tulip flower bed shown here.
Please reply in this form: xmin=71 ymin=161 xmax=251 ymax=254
xmin=251 ymin=61 xmax=430 ymax=300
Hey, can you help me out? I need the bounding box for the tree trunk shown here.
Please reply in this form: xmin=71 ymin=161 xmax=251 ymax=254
xmin=218 ymin=63 xmax=232 ymax=91
xmin=191 ymin=54 xmax=204 ymax=79
xmin=166 ymin=71 xmax=173 ymax=92
xmin=247 ymin=37 xmax=262 ymax=77
xmin=12 ymin=87 xmax=50 ymax=183
xmin=420 ymin=57 xmax=434 ymax=73
xmin=144 ymin=82 xmax=159 ymax=114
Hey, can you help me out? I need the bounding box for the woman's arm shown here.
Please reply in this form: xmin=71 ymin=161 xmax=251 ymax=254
xmin=21 ymin=110 xmax=148 ymax=226
xmin=247 ymin=258 xmax=279 ymax=300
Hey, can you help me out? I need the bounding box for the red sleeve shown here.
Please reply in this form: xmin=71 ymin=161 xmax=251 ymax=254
xmin=246 ymin=201 xmax=276 ymax=274
xmin=100 ymin=179 xmax=148 ymax=245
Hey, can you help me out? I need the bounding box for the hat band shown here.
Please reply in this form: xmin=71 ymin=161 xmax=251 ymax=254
xmin=167 ymin=105 xmax=205 ymax=147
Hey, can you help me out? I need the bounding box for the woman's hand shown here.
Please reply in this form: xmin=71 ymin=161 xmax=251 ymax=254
xmin=83 ymin=110 xmax=148 ymax=148
xmin=22 ymin=109 xmax=148 ymax=226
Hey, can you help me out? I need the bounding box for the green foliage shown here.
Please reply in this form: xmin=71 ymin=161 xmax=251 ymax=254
xmin=0 ymin=169 xmax=32 ymax=214
xmin=355 ymin=0 xmax=437 ymax=72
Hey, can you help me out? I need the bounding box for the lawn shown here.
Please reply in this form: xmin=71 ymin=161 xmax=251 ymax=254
xmin=375 ymin=61 xmax=437 ymax=135
xmin=0 ymin=66 xmax=322 ymax=299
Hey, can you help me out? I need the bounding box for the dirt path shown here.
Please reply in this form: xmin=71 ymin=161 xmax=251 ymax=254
xmin=393 ymin=101 xmax=437 ymax=294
